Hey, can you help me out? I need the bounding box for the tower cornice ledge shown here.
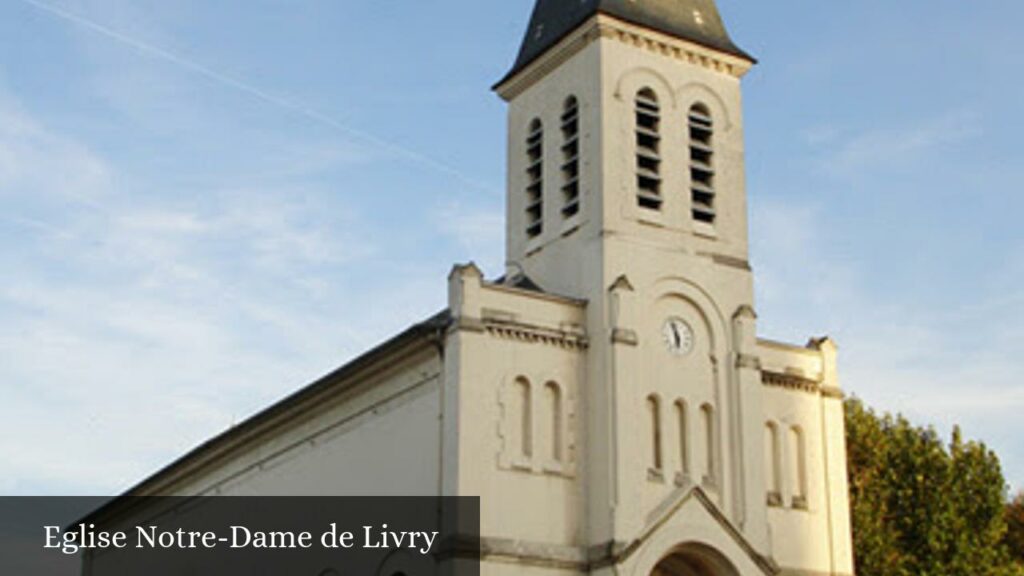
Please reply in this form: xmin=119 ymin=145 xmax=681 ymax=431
xmin=496 ymin=14 xmax=755 ymax=101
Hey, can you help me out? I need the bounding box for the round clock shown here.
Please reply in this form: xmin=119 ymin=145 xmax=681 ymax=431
xmin=662 ymin=318 xmax=694 ymax=356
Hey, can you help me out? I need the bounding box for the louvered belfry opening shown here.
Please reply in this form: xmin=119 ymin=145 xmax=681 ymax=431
xmin=525 ymin=118 xmax=544 ymax=238
xmin=635 ymin=88 xmax=662 ymax=211
xmin=689 ymin=104 xmax=716 ymax=224
xmin=560 ymin=96 xmax=581 ymax=218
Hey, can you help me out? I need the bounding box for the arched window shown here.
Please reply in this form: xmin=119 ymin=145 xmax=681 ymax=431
xmin=525 ymin=119 xmax=544 ymax=238
xmin=560 ymin=96 xmax=581 ymax=218
xmin=544 ymin=382 xmax=563 ymax=463
xmin=676 ymin=400 xmax=690 ymax=476
xmin=701 ymin=404 xmax=716 ymax=485
xmin=688 ymin=103 xmax=716 ymax=224
xmin=790 ymin=426 xmax=808 ymax=508
xmin=765 ymin=422 xmax=782 ymax=506
xmin=515 ymin=377 xmax=533 ymax=458
xmin=635 ymin=88 xmax=662 ymax=210
xmin=647 ymin=395 xmax=663 ymax=472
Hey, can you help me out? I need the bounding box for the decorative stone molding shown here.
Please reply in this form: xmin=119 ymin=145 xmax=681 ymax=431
xmin=450 ymin=316 xmax=486 ymax=334
xmin=611 ymin=327 xmax=639 ymax=346
xmin=820 ymin=386 xmax=845 ymax=400
xmin=704 ymin=252 xmax=753 ymax=271
xmin=762 ymin=371 xmax=820 ymax=395
xmin=597 ymin=16 xmax=752 ymax=78
xmin=485 ymin=321 xmax=589 ymax=350
xmin=736 ymin=353 xmax=762 ymax=370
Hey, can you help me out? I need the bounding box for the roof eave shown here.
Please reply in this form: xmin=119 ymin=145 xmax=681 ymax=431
xmin=494 ymin=12 xmax=756 ymax=95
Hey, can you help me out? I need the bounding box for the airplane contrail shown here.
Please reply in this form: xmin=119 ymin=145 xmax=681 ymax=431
xmin=17 ymin=0 xmax=500 ymax=196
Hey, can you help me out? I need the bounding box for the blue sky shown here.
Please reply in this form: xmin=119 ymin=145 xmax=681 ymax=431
xmin=0 ymin=0 xmax=1021 ymax=495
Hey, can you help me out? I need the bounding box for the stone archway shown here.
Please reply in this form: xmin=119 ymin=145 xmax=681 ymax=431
xmin=650 ymin=543 xmax=741 ymax=576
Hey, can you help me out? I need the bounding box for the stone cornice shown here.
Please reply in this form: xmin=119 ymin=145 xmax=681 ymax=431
xmin=598 ymin=14 xmax=753 ymax=77
xmin=762 ymin=371 xmax=821 ymax=395
xmin=483 ymin=319 xmax=589 ymax=350
xmin=496 ymin=14 xmax=753 ymax=100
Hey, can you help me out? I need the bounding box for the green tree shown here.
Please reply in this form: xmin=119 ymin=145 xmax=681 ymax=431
xmin=845 ymin=398 xmax=1019 ymax=576
xmin=1008 ymin=492 xmax=1024 ymax=566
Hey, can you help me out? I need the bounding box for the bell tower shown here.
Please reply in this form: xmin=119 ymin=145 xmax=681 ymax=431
xmin=496 ymin=0 xmax=756 ymax=301
xmin=495 ymin=0 xmax=773 ymax=554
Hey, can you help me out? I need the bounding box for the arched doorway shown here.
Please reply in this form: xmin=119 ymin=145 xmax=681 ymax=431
xmin=650 ymin=543 xmax=740 ymax=576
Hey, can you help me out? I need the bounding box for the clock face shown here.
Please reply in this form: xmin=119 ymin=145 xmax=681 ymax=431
xmin=662 ymin=318 xmax=694 ymax=356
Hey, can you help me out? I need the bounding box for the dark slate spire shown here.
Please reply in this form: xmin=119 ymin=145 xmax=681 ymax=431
xmin=502 ymin=0 xmax=753 ymax=82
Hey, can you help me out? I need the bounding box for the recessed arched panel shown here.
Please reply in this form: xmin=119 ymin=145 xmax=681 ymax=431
xmin=765 ymin=421 xmax=782 ymax=502
xmin=544 ymin=381 xmax=564 ymax=463
xmin=676 ymin=399 xmax=690 ymax=476
xmin=652 ymin=276 xmax=728 ymax=357
xmin=515 ymin=377 xmax=533 ymax=458
xmin=675 ymin=82 xmax=734 ymax=131
xmin=647 ymin=394 xmax=664 ymax=472
xmin=790 ymin=425 xmax=808 ymax=507
xmin=614 ymin=67 xmax=678 ymax=109
xmin=701 ymin=404 xmax=717 ymax=484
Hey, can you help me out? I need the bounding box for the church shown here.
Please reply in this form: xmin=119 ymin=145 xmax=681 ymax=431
xmin=89 ymin=1 xmax=855 ymax=575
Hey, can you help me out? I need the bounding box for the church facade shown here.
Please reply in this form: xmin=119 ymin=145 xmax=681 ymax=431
xmin=93 ymin=2 xmax=855 ymax=575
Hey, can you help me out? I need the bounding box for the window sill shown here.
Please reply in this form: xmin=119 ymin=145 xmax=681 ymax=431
xmin=693 ymin=221 xmax=717 ymax=239
xmin=674 ymin=472 xmax=693 ymax=488
xmin=637 ymin=209 xmax=666 ymax=228
xmin=702 ymin=475 xmax=719 ymax=492
xmin=560 ymin=213 xmax=582 ymax=237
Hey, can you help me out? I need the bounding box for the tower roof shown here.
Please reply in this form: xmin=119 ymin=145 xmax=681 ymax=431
xmin=502 ymin=0 xmax=753 ymax=83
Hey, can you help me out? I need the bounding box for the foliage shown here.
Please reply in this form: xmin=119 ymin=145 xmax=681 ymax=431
xmin=845 ymin=398 xmax=1021 ymax=576
xmin=1007 ymin=492 xmax=1024 ymax=566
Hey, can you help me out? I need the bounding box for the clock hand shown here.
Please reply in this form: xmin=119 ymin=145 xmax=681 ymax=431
xmin=671 ymin=324 xmax=681 ymax=348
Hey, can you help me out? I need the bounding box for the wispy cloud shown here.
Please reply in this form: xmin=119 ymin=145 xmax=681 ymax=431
xmin=16 ymin=0 xmax=498 ymax=195
xmin=433 ymin=201 xmax=504 ymax=274
xmin=0 ymin=89 xmax=441 ymax=494
xmin=815 ymin=108 xmax=981 ymax=175
xmin=0 ymin=93 xmax=111 ymax=207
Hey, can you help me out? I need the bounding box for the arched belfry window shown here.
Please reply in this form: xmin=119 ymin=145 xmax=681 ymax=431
xmin=647 ymin=395 xmax=663 ymax=473
xmin=525 ymin=119 xmax=544 ymax=238
xmin=765 ymin=422 xmax=782 ymax=506
xmin=560 ymin=96 xmax=581 ymax=218
xmin=635 ymin=88 xmax=662 ymax=210
xmin=688 ymin=103 xmax=716 ymax=224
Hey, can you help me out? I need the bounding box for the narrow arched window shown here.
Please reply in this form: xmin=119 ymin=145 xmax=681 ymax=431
xmin=790 ymin=426 xmax=808 ymax=508
xmin=688 ymin=103 xmax=716 ymax=224
xmin=701 ymin=404 xmax=716 ymax=484
xmin=647 ymin=395 xmax=663 ymax=472
xmin=676 ymin=400 xmax=689 ymax=476
xmin=525 ymin=119 xmax=544 ymax=238
xmin=545 ymin=382 xmax=563 ymax=463
xmin=560 ymin=96 xmax=581 ymax=218
xmin=635 ymin=89 xmax=662 ymax=210
xmin=515 ymin=377 xmax=533 ymax=458
xmin=765 ymin=422 xmax=782 ymax=506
